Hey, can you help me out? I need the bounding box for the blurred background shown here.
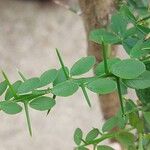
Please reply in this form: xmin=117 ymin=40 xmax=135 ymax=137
xmin=0 ymin=0 xmax=104 ymax=149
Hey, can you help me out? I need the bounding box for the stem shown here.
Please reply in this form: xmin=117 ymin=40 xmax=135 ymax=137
xmin=93 ymin=144 xmax=97 ymax=150
xmin=137 ymin=15 xmax=150 ymax=23
xmin=138 ymin=133 xmax=144 ymax=150
xmin=116 ymin=77 xmax=125 ymax=117
xmin=81 ymin=84 xmax=91 ymax=107
xmin=2 ymin=71 xmax=18 ymax=98
xmin=18 ymin=70 xmax=27 ymax=81
xmin=18 ymin=71 xmax=32 ymax=136
xmin=102 ymin=42 xmax=109 ymax=75
xmin=24 ymin=102 xmax=32 ymax=136
xmin=78 ymin=128 xmax=134 ymax=148
xmin=55 ymin=48 xmax=69 ymax=79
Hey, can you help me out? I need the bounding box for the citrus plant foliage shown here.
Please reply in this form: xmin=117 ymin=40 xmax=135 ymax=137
xmin=0 ymin=1 xmax=150 ymax=149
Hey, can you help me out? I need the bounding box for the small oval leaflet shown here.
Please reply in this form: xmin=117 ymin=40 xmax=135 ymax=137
xmin=29 ymin=96 xmax=56 ymax=111
xmin=85 ymin=128 xmax=99 ymax=142
xmin=18 ymin=77 xmax=41 ymax=94
xmin=123 ymin=71 xmax=150 ymax=89
xmin=52 ymin=81 xmax=79 ymax=97
xmin=115 ymin=132 xmax=135 ymax=149
xmin=40 ymin=69 xmax=58 ymax=87
xmin=97 ymin=145 xmax=114 ymax=150
xmin=102 ymin=116 xmax=118 ymax=132
xmin=0 ymin=101 xmax=22 ymax=115
xmin=5 ymin=80 xmax=22 ymax=100
xmin=89 ymin=28 xmax=121 ymax=44
xmin=111 ymin=59 xmax=146 ymax=79
xmin=86 ymin=78 xmax=117 ymax=94
xmin=74 ymin=128 xmax=83 ymax=145
xmin=0 ymin=80 xmax=7 ymax=96
xmin=70 ymin=56 xmax=96 ymax=76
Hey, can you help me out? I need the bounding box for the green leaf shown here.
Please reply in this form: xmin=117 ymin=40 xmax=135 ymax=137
xmin=110 ymin=12 xmax=128 ymax=37
xmin=123 ymin=71 xmax=150 ymax=89
xmin=120 ymin=5 xmax=136 ymax=23
xmin=125 ymin=100 xmax=137 ymax=113
xmin=111 ymin=59 xmax=146 ymax=79
xmin=52 ymin=81 xmax=79 ymax=97
xmin=128 ymin=111 xmax=144 ymax=133
xmin=5 ymin=80 xmax=22 ymax=100
xmin=115 ymin=132 xmax=135 ymax=148
xmin=86 ymin=78 xmax=117 ymax=94
xmin=95 ymin=58 xmax=121 ymax=76
xmin=102 ymin=116 xmax=118 ymax=132
xmin=143 ymin=111 xmax=150 ymax=125
xmin=29 ymin=96 xmax=56 ymax=111
xmin=89 ymin=28 xmax=121 ymax=44
xmin=18 ymin=77 xmax=41 ymax=94
xmin=97 ymin=145 xmax=114 ymax=150
xmin=116 ymin=109 xmax=128 ymax=129
xmin=137 ymin=25 xmax=150 ymax=35
xmin=39 ymin=69 xmax=58 ymax=87
xmin=120 ymin=81 xmax=128 ymax=95
xmin=53 ymin=67 xmax=69 ymax=86
xmin=74 ymin=128 xmax=83 ymax=145
xmin=122 ymin=37 xmax=139 ymax=54
xmin=0 ymin=101 xmax=22 ymax=114
xmin=0 ymin=80 xmax=7 ymax=96
xmin=130 ymin=40 xmax=150 ymax=58
xmin=70 ymin=56 xmax=96 ymax=76
xmin=85 ymin=128 xmax=99 ymax=142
